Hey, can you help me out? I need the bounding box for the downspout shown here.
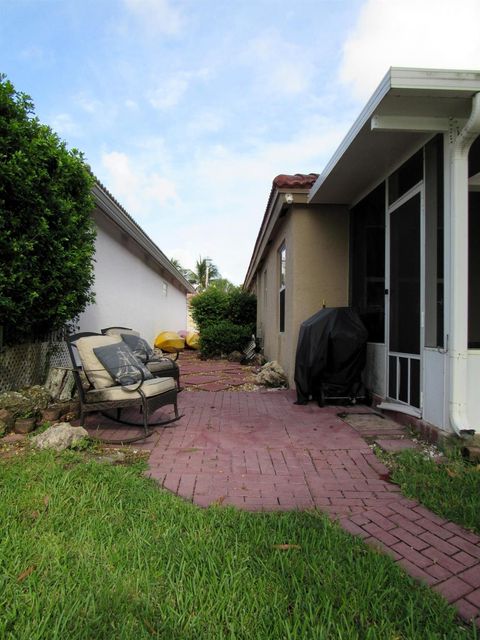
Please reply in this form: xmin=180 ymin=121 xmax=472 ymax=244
xmin=448 ymin=92 xmax=480 ymax=436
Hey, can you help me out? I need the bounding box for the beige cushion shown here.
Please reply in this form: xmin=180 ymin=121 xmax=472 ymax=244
xmin=104 ymin=328 xmax=140 ymax=337
xmin=85 ymin=376 xmax=176 ymax=403
xmin=147 ymin=359 xmax=177 ymax=373
xmin=76 ymin=335 xmax=123 ymax=389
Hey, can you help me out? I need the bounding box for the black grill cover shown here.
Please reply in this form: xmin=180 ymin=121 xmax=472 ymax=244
xmin=294 ymin=307 xmax=368 ymax=405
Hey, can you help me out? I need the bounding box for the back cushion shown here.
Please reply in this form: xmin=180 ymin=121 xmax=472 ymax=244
xmin=120 ymin=333 xmax=154 ymax=363
xmin=76 ymin=335 xmax=123 ymax=389
xmin=103 ymin=328 xmax=140 ymax=337
xmin=94 ymin=342 xmax=154 ymax=386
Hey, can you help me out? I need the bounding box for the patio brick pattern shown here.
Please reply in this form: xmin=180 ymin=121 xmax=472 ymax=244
xmin=85 ymin=374 xmax=480 ymax=628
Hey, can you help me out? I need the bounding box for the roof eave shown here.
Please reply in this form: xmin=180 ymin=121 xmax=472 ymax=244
xmin=92 ymin=182 xmax=196 ymax=294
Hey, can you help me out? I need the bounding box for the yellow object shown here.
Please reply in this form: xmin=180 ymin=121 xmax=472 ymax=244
xmin=154 ymin=331 xmax=185 ymax=353
xmin=186 ymin=332 xmax=200 ymax=350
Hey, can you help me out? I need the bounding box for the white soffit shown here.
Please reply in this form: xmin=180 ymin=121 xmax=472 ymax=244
xmin=309 ymin=68 xmax=480 ymax=206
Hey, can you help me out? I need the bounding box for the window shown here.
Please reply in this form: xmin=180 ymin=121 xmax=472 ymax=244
xmin=279 ymin=244 xmax=286 ymax=332
xmin=350 ymin=183 xmax=385 ymax=342
xmin=263 ymin=268 xmax=268 ymax=309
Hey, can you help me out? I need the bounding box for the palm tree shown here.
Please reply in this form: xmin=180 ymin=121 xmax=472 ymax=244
xmin=170 ymin=258 xmax=196 ymax=283
xmin=192 ymin=256 xmax=220 ymax=291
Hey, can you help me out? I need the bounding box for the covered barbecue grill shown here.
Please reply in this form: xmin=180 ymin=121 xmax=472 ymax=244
xmin=294 ymin=307 xmax=368 ymax=406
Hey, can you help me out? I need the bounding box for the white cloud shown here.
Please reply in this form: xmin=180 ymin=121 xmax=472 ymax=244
xmin=50 ymin=113 xmax=80 ymax=137
xmin=123 ymin=0 xmax=183 ymax=35
xmin=243 ymin=30 xmax=315 ymax=97
xmin=148 ymin=68 xmax=212 ymax=110
xmin=74 ymin=92 xmax=102 ymax=114
xmin=148 ymin=74 xmax=191 ymax=110
xmin=101 ymin=150 xmax=179 ymax=216
xmin=187 ymin=110 xmax=224 ymax=136
xmin=340 ymin=0 xmax=480 ymax=101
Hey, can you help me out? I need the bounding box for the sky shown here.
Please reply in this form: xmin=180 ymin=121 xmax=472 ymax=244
xmin=1 ymin=0 xmax=480 ymax=285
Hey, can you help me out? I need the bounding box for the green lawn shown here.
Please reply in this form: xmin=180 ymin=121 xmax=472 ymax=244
xmin=387 ymin=448 xmax=480 ymax=534
xmin=0 ymin=449 xmax=476 ymax=639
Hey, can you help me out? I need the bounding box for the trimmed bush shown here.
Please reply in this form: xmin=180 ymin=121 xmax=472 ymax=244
xmin=190 ymin=288 xmax=228 ymax=328
xmin=0 ymin=74 xmax=96 ymax=343
xmin=191 ymin=286 xmax=257 ymax=357
xmin=225 ymin=289 xmax=256 ymax=326
xmin=199 ymin=320 xmax=253 ymax=358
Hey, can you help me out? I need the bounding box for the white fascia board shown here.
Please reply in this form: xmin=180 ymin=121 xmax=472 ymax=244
xmin=371 ymin=115 xmax=456 ymax=132
xmin=309 ymin=67 xmax=480 ymax=204
xmin=308 ymin=69 xmax=392 ymax=203
xmin=92 ymin=183 xmax=195 ymax=294
xmin=389 ymin=67 xmax=480 ymax=92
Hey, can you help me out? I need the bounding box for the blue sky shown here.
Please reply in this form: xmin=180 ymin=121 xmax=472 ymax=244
xmin=2 ymin=0 xmax=480 ymax=284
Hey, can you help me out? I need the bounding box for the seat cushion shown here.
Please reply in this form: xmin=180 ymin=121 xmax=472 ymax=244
xmin=93 ymin=342 xmax=154 ymax=386
xmin=76 ymin=335 xmax=123 ymax=389
xmin=85 ymin=377 xmax=176 ymax=403
xmin=146 ymin=359 xmax=178 ymax=374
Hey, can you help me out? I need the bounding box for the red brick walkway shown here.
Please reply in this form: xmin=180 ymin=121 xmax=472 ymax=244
xmin=86 ymin=379 xmax=480 ymax=627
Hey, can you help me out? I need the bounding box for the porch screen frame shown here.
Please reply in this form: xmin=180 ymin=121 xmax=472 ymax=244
xmin=385 ymin=181 xmax=425 ymax=410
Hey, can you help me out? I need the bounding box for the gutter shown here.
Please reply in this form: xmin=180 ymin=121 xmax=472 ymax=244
xmin=448 ymin=92 xmax=480 ymax=436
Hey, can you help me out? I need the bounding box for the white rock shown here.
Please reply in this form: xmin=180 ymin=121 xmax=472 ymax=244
xmin=255 ymin=361 xmax=288 ymax=388
xmin=32 ymin=422 xmax=89 ymax=452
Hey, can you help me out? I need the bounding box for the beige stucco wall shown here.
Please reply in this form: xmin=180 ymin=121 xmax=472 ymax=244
xmin=256 ymin=204 xmax=349 ymax=386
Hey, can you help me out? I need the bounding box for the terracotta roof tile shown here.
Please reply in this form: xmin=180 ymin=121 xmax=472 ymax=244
xmin=273 ymin=173 xmax=319 ymax=189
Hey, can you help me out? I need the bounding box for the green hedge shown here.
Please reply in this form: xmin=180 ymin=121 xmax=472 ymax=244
xmin=199 ymin=320 xmax=253 ymax=358
xmin=191 ymin=288 xmax=256 ymax=357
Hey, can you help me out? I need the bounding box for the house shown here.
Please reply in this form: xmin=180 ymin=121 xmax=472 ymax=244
xmin=78 ymin=181 xmax=196 ymax=343
xmin=244 ymin=67 xmax=480 ymax=437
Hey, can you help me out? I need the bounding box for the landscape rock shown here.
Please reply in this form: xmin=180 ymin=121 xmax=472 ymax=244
xmin=31 ymin=423 xmax=89 ymax=452
xmin=255 ymin=361 xmax=288 ymax=388
xmin=0 ymin=391 xmax=32 ymax=416
xmin=20 ymin=385 xmax=51 ymax=410
xmin=95 ymin=451 xmax=126 ymax=465
xmin=0 ymin=408 xmax=15 ymax=434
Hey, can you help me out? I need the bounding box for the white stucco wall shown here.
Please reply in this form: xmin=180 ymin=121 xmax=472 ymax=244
xmin=78 ymin=212 xmax=187 ymax=344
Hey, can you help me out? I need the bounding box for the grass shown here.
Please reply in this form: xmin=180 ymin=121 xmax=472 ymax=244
xmin=385 ymin=447 xmax=480 ymax=534
xmin=0 ymin=449 xmax=477 ymax=640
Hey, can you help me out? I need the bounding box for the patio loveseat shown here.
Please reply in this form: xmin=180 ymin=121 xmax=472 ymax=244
xmin=67 ymin=332 xmax=182 ymax=443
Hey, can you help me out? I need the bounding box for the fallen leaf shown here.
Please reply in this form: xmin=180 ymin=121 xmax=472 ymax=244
xmin=446 ymin=469 xmax=458 ymax=478
xmin=29 ymin=510 xmax=40 ymax=520
xmin=214 ymin=496 xmax=226 ymax=505
xmin=17 ymin=565 xmax=36 ymax=582
xmin=43 ymin=495 xmax=50 ymax=508
xmin=273 ymin=544 xmax=301 ymax=550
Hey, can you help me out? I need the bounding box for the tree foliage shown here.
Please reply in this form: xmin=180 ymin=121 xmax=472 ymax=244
xmin=0 ymin=75 xmax=96 ymax=343
xmin=190 ymin=287 xmax=257 ymax=357
xmin=190 ymin=256 xmax=220 ymax=291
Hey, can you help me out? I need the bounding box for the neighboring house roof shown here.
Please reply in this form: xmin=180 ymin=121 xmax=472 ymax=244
xmin=92 ymin=180 xmax=196 ymax=295
xmin=244 ymin=173 xmax=318 ymax=290
xmin=309 ymin=67 xmax=480 ymax=206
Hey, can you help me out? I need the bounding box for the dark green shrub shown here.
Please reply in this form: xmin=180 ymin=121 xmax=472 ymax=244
xmin=199 ymin=320 xmax=253 ymax=358
xmin=0 ymin=75 xmax=96 ymax=343
xmin=225 ymin=289 xmax=256 ymax=326
xmin=190 ymin=288 xmax=228 ymax=329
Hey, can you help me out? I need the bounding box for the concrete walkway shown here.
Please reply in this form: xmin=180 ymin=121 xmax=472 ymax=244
xmin=87 ymin=371 xmax=480 ymax=628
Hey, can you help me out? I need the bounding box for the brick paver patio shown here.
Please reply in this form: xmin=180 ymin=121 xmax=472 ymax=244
xmin=85 ymin=355 xmax=480 ymax=628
